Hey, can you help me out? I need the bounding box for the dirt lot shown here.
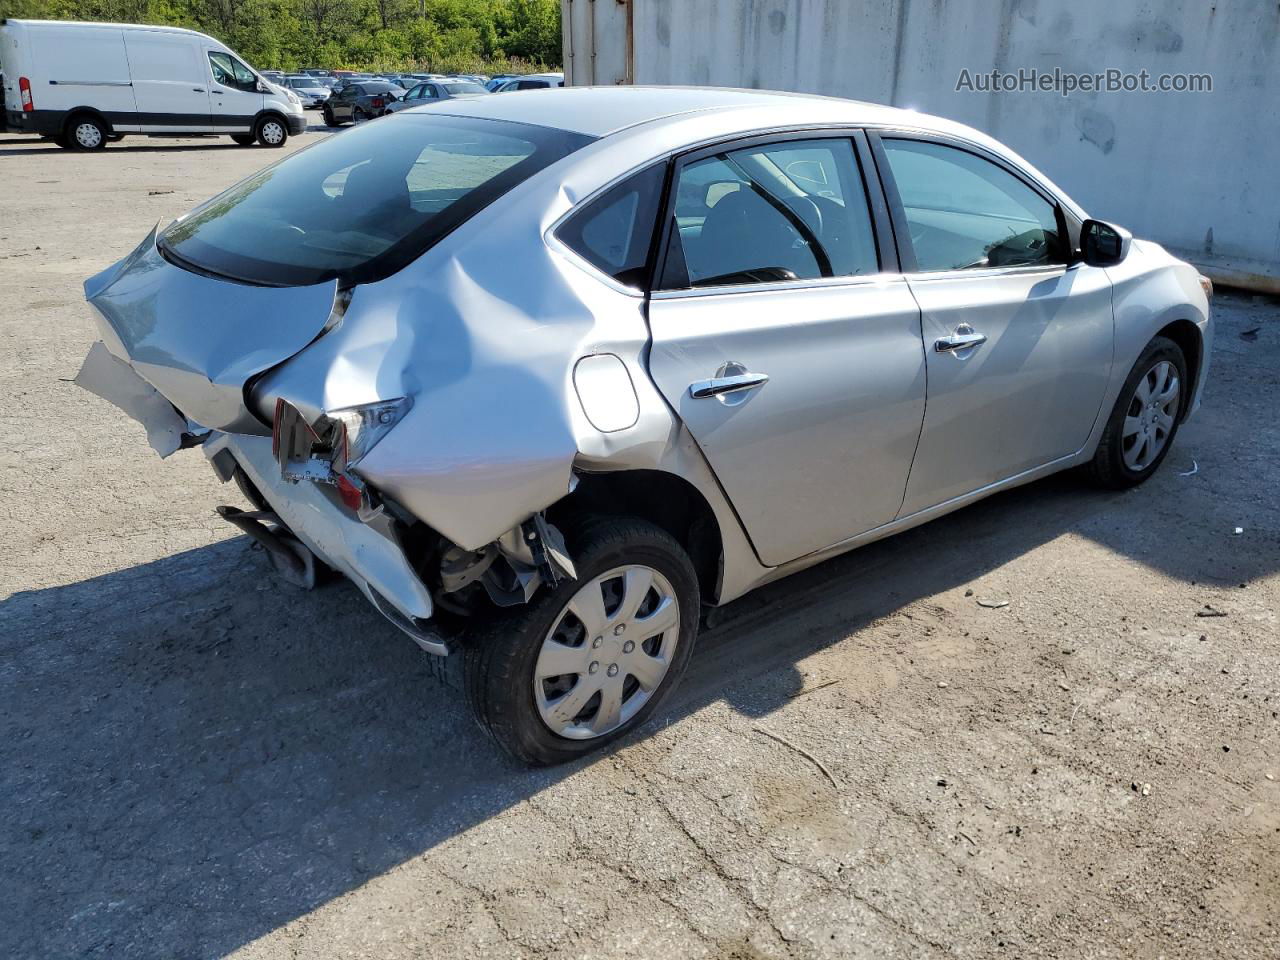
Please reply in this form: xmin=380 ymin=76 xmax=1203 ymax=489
xmin=1 ymin=129 xmax=1277 ymax=960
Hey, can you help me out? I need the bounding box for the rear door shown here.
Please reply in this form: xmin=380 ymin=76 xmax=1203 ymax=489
xmin=645 ymin=132 xmax=927 ymax=566
xmin=870 ymin=133 xmax=1114 ymax=515
xmin=123 ymin=32 xmax=211 ymax=131
xmin=205 ymin=49 xmax=261 ymax=133
xmin=31 ymin=24 xmax=137 ymax=125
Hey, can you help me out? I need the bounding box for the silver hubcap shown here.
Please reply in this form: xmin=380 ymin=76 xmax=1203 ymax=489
xmin=534 ymin=565 xmax=680 ymax=740
xmin=1122 ymin=360 xmax=1179 ymax=471
xmin=75 ymin=122 xmax=102 ymax=148
xmin=261 ymin=121 xmax=284 ymax=144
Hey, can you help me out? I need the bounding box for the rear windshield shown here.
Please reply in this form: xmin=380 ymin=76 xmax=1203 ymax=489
xmin=159 ymin=115 xmax=593 ymax=286
xmin=358 ymin=81 xmax=400 ymax=94
xmin=444 ymin=82 xmax=486 ymax=94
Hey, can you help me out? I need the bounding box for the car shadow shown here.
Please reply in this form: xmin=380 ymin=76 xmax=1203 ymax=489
xmin=5 ymin=421 xmax=1272 ymax=959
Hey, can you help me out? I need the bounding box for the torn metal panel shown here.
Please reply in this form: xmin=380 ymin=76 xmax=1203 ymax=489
xmin=205 ymin=432 xmax=435 ymax=625
xmin=74 ymin=340 xmax=188 ymax=458
xmin=83 ymin=229 xmax=339 ymax=434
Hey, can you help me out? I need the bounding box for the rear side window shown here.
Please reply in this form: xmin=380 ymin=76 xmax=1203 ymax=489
xmin=159 ymin=116 xmax=594 ymax=286
xmin=881 ymin=139 xmax=1064 ymax=271
xmin=558 ymin=164 xmax=666 ymax=289
xmin=659 ymin=137 xmax=879 ymax=289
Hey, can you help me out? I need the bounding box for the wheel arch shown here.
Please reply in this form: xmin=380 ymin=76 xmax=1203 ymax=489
xmin=63 ymin=107 xmax=112 ymax=137
xmin=547 ymin=469 xmax=725 ymax=604
xmin=1154 ymin=318 xmax=1203 ymax=422
xmin=253 ymin=108 xmax=289 ymax=132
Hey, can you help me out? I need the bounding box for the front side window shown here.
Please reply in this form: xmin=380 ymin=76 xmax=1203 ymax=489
xmin=159 ymin=116 xmax=594 ymax=286
xmin=208 ymin=52 xmax=256 ymax=92
xmin=881 ymin=139 xmax=1063 ymax=271
xmin=558 ymin=163 xmax=666 ymax=289
xmin=659 ymin=137 xmax=878 ymax=289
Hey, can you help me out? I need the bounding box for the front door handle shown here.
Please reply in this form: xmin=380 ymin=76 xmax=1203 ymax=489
xmin=689 ymin=372 xmax=769 ymax=399
xmin=934 ymin=328 xmax=988 ymax=352
xmin=192 ymin=87 xmax=205 ymax=92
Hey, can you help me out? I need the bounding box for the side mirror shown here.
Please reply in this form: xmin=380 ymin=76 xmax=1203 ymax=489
xmin=1080 ymin=219 xmax=1132 ymax=266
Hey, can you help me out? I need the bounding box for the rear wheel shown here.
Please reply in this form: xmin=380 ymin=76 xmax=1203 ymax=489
xmin=1085 ymin=335 xmax=1187 ymax=488
xmin=322 ymin=106 xmax=337 ymax=127
xmin=255 ymin=115 xmax=287 ymax=148
xmin=231 ymin=133 xmax=256 ymax=146
xmin=465 ymin=518 xmax=700 ymax=765
xmin=66 ymin=115 xmax=108 ymax=151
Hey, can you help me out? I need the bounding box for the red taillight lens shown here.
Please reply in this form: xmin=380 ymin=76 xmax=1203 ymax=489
xmin=336 ymin=474 xmax=362 ymax=510
xmin=371 ymin=98 xmax=384 ymax=109
xmin=19 ymin=76 xmax=34 ymax=111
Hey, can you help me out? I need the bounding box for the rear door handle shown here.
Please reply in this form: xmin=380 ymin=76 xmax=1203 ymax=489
xmin=934 ymin=329 xmax=988 ymax=352
xmin=192 ymin=87 xmax=205 ymax=92
xmin=689 ymin=372 xmax=769 ymax=399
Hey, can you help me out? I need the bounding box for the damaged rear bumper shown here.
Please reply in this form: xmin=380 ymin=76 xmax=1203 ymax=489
xmin=206 ymin=432 xmax=447 ymax=655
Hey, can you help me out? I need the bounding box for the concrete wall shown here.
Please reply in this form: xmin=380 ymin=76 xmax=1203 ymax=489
xmin=563 ymin=0 xmax=1280 ymax=292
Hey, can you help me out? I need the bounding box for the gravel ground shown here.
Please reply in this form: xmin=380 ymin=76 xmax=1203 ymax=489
xmin=1 ymin=129 xmax=1277 ymax=960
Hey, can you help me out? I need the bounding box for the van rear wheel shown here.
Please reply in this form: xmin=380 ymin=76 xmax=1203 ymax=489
xmin=66 ymin=115 xmax=108 ymax=151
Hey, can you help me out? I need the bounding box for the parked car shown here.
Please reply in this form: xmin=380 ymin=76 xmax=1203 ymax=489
xmin=321 ymin=80 xmax=404 ymax=125
xmin=283 ymin=75 xmax=330 ymax=108
xmin=492 ymin=72 xmax=564 ymax=92
xmin=0 ymin=19 xmax=304 ymax=149
xmin=383 ymin=80 xmax=488 ymax=114
xmin=76 ymin=89 xmax=1212 ymax=764
xmin=485 ymin=73 xmax=519 ymax=91
xmin=260 ymin=70 xmax=285 ymax=83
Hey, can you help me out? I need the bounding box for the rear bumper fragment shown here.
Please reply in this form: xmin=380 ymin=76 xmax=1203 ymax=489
xmin=205 ymin=432 xmax=447 ymax=655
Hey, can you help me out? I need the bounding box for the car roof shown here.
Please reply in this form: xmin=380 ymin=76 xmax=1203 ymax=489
xmin=424 ymin=85 xmax=974 ymax=140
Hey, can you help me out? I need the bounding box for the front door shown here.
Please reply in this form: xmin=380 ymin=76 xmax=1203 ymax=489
xmin=123 ymin=32 xmax=211 ymax=131
xmin=205 ymin=50 xmax=262 ymax=133
xmin=646 ymin=135 xmax=927 ymax=566
xmin=329 ymin=84 xmax=359 ymax=122
xmin=873 ymin=136 xmax=1115 ymax=516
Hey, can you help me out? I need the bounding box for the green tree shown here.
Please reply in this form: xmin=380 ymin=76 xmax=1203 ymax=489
xmin=0 ymin=0 xmax=562 ymax=72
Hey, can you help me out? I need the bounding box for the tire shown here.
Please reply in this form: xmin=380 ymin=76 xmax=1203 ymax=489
xmin=66 ymin=114 xmax=108 ymax=151
xmin=1085 ymin=335 xmax=1188 ymax=488
xmin=322 ymin=106 xmax=337 ymax=127
xmin=465 ymin=517 xmax=701 ymax=765
xmin=255 ymin=115 xmax=288 ymax=148
xmin=231 ymin=133 xmax=256 ymax=146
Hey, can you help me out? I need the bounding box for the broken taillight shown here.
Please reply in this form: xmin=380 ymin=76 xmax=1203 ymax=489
xmin=336 ymin=473 xmax=363 ymax=511
xmin=19 ymin=77 xmax=33 ymax=111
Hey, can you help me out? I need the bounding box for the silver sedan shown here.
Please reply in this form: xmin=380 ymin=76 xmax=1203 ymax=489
xmin=76 ymin=88 xmax=1212 ymax=764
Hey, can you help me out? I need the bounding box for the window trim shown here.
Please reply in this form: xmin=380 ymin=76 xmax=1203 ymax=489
xmin=545 ymin=127 xmax=902 ymax=299
xmin=866 ymin=129 xmax=1079 ymax=276
xmin=651 ymin=128 xmax=895 ymax=296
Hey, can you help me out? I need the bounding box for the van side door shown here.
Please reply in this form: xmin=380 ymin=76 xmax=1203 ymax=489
xmin=206 ymin=49 xmax=261 ymax=134
xmin=123 ymin=31 xmax=211 ymax=132
xmin=30 ymin=24 xmax=137 ymax=130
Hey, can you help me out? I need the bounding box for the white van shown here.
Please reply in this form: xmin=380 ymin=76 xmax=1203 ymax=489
xmin=0 ymin=19 xmax=306 ymax=149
